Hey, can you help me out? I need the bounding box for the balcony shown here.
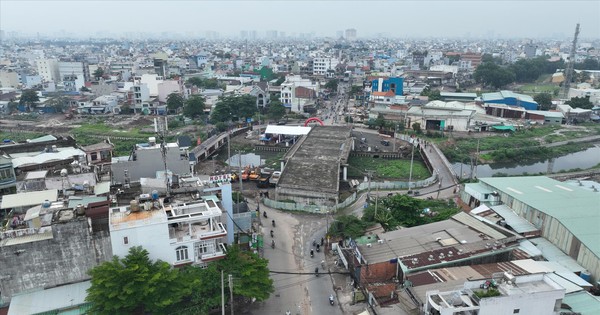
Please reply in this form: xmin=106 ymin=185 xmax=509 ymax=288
xmin=169 ymin=221 xmax=227 ymax=243
xmin=201 ymin=243 xmax=227 ymax=262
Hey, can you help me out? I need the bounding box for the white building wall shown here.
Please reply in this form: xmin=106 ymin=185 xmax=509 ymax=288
xmin=0 ymin=71 xmax=20 ymax=88
xmin=157 ymin=80 xmax=182 ymax=103
xmin=58 ymin=61 xmax=85 ymax=83
xmin=137 ymin=73 xmax=164 ymax=96
xmin=478 ymin=289 xmax=563 ymax=315
xmin=37 ymin=58 xmax=60 ymax=82
xmin=110 ymin=220 xmax=172 ymax=263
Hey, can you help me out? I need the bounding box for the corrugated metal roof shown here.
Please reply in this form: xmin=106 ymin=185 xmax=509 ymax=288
xmin=8 ymin=281 xmax=90 ymax=315
xmin=11 ymin=148 xmax=85 ymax=168
xmin=452 ymin=212 xmax=507 ymax=240
xmin=479 ymin=176 xmax=600 ymax=259
xmin=489 ymin=204 xmax=538 ymax=234
xmin=529 ymin=237 xmax=587 ymax=273
xmin=562 ymin=291 xmax=600 ymax=315
xmin=0 ymin=189 xmax=58 ymax=209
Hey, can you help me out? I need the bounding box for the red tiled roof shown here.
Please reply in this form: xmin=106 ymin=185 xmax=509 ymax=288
xmin=295 ymin=86 xmax=316 ymax=99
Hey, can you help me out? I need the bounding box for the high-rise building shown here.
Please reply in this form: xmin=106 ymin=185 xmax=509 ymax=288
xmin=37 ymin=58 xmax=60 ymax=83
xmin=345 ymin=28 xmax=357 ymax=41
xmin=266 ymin=30 xmax=278 ymax=39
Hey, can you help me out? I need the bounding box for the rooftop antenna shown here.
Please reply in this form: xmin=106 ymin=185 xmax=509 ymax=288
xmin=562 ymin=23 xmax=580 ymax=99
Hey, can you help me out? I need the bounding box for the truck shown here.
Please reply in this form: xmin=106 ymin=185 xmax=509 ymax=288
xmin=269 ymin=171 xmax=281 ymax=187
xmin=257 ymin=168 xmax=273 ymax=188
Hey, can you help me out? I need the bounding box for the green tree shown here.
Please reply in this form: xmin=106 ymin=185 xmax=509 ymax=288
xmin=120 ymin=103 xmax=133 ymax=114
xmin=274 ymin=75 xmax=286 ymax=86
xmin=329 ymin=215 xmax=371 ymax=238
xmin=474 ymin=62 xmax=515 ymax=89
xmin=211 ymin=95 xmax=257 ymax=124
xmin=183 ymin=95 xmax=206 ymax=118
xmin=45 ymin=96 xmax=69 ymax=113
xmin=412 ymin=122 xmax=422 ymax=133
xmin=349 ymin=85 xmax=363 ymax=97
xmin=216 ymin=246 xmax=273 ymax=301
xmin=187 ymin=77 xmax=221 ymax=89
xmin=93 ymin=67 xmax=105 ymax=80
xmin=7 ymin=101 xmax=19 ymax=113
xmin=19 ymin=89 xmax=39 ymax=110
xmin=566 ymin=96 xmax=593 ymax=109
xmin=375 ymin=113 xmax=386 ymax=129
xmin=267 ymin=99 xmax=286 ymax=121
xmin=325 ymin=79 xmax=339 ymax=92
xmin=167 ymin=92 xmax=185 ymax=113
xmin=533 ymin=93 xmax=553 ymax=110
xmin=86 ymin=247 xmax=190 ymax=315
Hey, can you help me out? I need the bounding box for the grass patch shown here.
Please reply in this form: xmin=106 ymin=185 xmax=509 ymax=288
xmin=347 ymin=156 xmax=430 ymax=180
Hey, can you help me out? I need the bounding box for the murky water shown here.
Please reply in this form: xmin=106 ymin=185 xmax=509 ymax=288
xmin=452 ymin=143 xmax=600 ymax=178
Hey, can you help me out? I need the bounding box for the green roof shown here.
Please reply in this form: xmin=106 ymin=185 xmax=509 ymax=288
xmin=562 ymin=291 xmax=600 ymax=315
xmin=478 ymin=176 xmax=600 ymax=259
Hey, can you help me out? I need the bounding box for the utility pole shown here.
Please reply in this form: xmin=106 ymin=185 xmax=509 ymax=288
xmin=237 ymin=150 xmax=243 ymax=204
xmin=408 ymin=142 xmax=415 ymax=191
xmin=228 ymin=274 xmax=234 ymax=315
xmin=221 ymin=270 xmax=225 ymax=315
xmin=227 ymin=129 xmax=231 ymax=173
xmin=365 ymin=169 xmax=375 ymax=200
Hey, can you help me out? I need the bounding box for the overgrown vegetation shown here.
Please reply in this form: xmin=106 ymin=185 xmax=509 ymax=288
xmin=473 ymin=288 xmax=501 ymax=299
xmin=439 ymin=126 xmax=595 ymax=163
xmin=329 ymin=195 xmax=460 ymax=237
xmin=347 ymin=156 xmax=430 ymax=180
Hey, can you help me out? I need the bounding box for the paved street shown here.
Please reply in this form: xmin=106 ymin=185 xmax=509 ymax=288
xmin=245 ymin=199 xmax=344 ymax=315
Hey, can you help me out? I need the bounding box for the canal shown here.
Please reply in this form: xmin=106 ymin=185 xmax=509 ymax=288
xmin=452 ymin=143 xmax=600 ymax=178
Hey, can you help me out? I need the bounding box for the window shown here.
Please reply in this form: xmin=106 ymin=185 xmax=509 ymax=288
xmin=90 ymin=152 xmax=98 ymax=161
xmin=123 ymin=236 xmax=129 ymax=245
xmin=513 ymin=309 xmax=520 ymax=314
xmin=176 ymin=246 xmax=189 ymax=261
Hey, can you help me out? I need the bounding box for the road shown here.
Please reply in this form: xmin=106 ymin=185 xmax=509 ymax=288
xmin=245 ymin=199 xmax=343 ymax=315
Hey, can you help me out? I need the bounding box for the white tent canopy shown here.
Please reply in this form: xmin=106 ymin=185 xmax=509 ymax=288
xmin=264 ymin=125 xmax=311 ymax=136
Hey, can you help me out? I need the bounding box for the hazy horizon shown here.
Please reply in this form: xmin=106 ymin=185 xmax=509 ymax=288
xmin=1 ymin=0 xmax=599 ymax=40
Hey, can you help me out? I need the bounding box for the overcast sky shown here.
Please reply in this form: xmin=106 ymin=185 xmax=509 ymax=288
xmin=1 ymin=0 xmax=599 ymax=39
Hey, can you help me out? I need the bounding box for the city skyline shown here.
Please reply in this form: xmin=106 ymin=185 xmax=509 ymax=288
xmin=1 ymin=0 xmax=599 ymax=40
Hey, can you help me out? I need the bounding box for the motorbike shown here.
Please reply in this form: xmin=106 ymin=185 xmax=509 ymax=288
xmin=316 ymin=244 xmax=320 ymax=252
xmin=312 ymin=239 xmax=317 ymax=246
xmin=263 ymin=211 xmax=267 ymax=218
xmin=286 ymin=311 xmax=291 ymax=315
xmin=271 ymin=240 xmax=275 ymax=249
xmin=272 ymin=220 xmax=275 ymax=227
xmin=310 ymin=249 xmax=314 ymax=258
xmin=329 ymin=295 xmax=334 ymax=306
xmin=315 ymin=267 xmax=319 ymax=277
xmin=270 ymin=230 xmax=274 ymax=238
xmin=320 ymin=237 xmax=324 ymax=246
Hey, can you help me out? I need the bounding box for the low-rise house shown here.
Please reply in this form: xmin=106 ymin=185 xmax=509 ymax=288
xmin=109 ymin=197 xmax=228 ymax=267
xmin=341 ymin=212 xmax=521 ymax=299
xmin=423 ymin=273 xmax=565 ymax=315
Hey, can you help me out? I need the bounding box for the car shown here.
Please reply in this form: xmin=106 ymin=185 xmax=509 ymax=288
xmin=381 ymin=140 xmax=390 ymax=146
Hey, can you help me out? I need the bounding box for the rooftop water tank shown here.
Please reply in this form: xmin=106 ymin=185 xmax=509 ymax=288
xmin=130 ymin=200 xmax=140 ymax=212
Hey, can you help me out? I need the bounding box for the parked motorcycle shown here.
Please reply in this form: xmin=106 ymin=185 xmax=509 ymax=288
xmin=310 ymin=249 xmax=314 ymax=258
xmin=263 ymin=211 xmax=268 ymax=218
xmin=329 ymin=295 xmax=334 ymax=306
xmin=315 ymin=267 xmax=319 ymax=276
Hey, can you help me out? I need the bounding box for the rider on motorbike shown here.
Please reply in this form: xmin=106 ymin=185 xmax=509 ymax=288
xmin=270 ymin=230 xmax=274 ymax=237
